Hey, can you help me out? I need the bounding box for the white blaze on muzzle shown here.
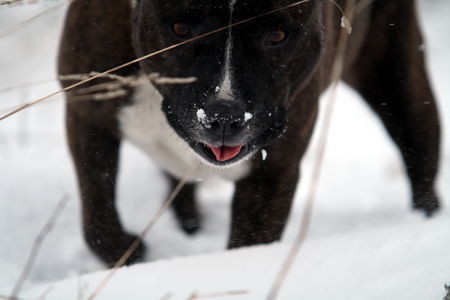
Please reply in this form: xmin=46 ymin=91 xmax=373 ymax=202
xmin=217 ymin=0 xmax=238 ymax=101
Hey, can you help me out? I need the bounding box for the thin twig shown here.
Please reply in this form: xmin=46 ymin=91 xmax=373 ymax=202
xmin=0 ymin=78 xmax=55 ymax=94
xmin=0 ymin=296 xmax=23 ymax=300
xmin=36 ymin=286 xmax=54 ymax=300
xmin=0 ymin=0 xmax=49 ymax=5
xmin=0 ymin=0 xmax=69 ymax=39
xmin=0 ymin=0 xmax=311 ymax=122
xmin=87 ymin=163 xmax=200 ymax=300
xmin=0 ymin=0 xmax=21 ymax=6
xmin=187 ymin=290 xmax=248 ymax=299
xmin=8 ymin=195 xmax=70 ymax=300
xmin=65 ymin=73 xmax=197 ymax=100
xmin=266 ymin=1 xmax=356 ymax=299
xmin=0 ymin=72 xmax=194 ymax=97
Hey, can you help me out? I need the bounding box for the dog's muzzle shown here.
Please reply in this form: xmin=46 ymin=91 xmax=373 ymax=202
xmin=195 ymin=101 xmax=250 ymax=164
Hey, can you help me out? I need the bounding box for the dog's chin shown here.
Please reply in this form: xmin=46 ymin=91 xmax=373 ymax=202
xmin=193 ymin=143 xmax=253 ymax=167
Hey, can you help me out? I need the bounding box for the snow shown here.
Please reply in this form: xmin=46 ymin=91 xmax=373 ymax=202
xmin=0 ymin=1 xmax=449 ymax=299
xmin=261 ymin=149 xmax=267 ymax=161
xmin=21 ymin=219 xmax=450 ymax=299
xmin=243 ymin=112 xmax=253 ymax=122
xmin=196 ymin=108 xmax=207 ymax=123
xmin=340 ymin=16 xmax=352 ymax=34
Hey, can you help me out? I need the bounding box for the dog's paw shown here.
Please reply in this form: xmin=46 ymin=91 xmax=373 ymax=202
xmin=86 ymin=231 xmax=146 ymax=267
xmin=412 ymin=189 xmax=440 ymax=217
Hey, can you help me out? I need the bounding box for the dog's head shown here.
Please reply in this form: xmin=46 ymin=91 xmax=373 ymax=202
xmin=132 ymin=0 xmax=324 ymax=166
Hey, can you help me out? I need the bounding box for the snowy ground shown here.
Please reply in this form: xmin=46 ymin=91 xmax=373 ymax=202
xmin=0 ymin=1 xmax=449 ymax=299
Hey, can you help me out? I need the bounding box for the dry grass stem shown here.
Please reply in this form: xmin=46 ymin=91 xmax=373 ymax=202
xmin=36 ymin=286 xmax=54 ymax=300
xmin=328 ymin=0 xmax=352 ymax=33
xmin=0 ymin=0 xmax=52 ymax=6
xmin=69 ymin=89 xmax=128 ymax=101
xmin=0 ymin=0 xmax=69 ymax=39
xmin=160 ymin=292 xmax=173 ymax=300
xmin=63 ymin=72 xmax=197 ymax=102
xmin=187 ymin=290 xmax=248 ymax=299
xmin=0 ymin=73 xmax=195 ymax=96
xmin=152 ymin=76 xmax=197 ymax=85
xmin=0 ymin=79 xmax=55 ymax=94
xmin=0 ymin=296 xmax=22 ymax=300
xmin=8 ymin=195 xmax=70 ymax=300
xmin=266 ymin=1 xmax=356 ymax=299
xmin=87 ymin=163 xmax=200 ymax=300
xmin=0 ymin=0 xmax=310 ymax=122
xmin=0 ymin=0 xmax=21 ymax=6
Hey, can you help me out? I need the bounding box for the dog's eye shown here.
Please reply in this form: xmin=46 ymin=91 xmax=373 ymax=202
xmin=172 ymin=22 xmax=191 ymax=38
xmin=267 ymin=30 xmax=287 ymax=45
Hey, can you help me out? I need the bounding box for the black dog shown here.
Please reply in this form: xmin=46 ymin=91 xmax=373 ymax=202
xmin=58 ymin=0 xmax=441 ymax=266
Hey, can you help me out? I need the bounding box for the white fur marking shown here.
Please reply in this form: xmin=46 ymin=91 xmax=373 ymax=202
xmin=217 ymin=0 xmax=238 ymax=100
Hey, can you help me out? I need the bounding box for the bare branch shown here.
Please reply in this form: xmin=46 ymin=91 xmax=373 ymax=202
xmin=8 ymin=195 xmax=70 ymax=300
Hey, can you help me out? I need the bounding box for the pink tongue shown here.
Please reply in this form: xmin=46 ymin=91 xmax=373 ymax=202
xmin=209 ymin=145 xmax=243 ymax=161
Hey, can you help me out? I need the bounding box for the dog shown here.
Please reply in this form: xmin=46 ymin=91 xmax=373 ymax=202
xmin=58 ymin=0 xmax=441 ymax=266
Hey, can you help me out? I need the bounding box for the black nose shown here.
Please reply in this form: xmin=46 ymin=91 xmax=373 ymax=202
xmin=202 ymin=101 xmax=246 ymax=140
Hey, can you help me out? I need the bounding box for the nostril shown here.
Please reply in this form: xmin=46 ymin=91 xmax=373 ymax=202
xmin=210 ymin=120 xmax=220 ymax=129
xmin=230 ymin=120 xmax=242 ymax=130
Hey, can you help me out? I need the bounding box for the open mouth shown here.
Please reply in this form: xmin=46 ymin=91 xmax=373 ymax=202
xmin=209 ymin=145 xmax=243 ymax=161
xmin=195 ymin=143 xmax=248 ymax=164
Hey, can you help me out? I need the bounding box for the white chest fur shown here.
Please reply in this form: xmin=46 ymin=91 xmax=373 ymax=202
xmin=118 ymin=79 xmax=250 ymax=181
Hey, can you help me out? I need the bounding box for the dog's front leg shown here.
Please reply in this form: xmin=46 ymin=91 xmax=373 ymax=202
xmin=228 ymin=95 xmax=318 ymax=248
xmin=66 ymin=102 xmax=145 ymax=266
xmin=228 ymin=160 xmax=300 ymax=248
